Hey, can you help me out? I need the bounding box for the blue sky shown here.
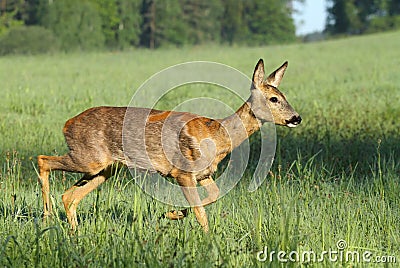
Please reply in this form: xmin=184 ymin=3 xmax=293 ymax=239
xmin=293 ymin=0 xmax=328 ymax=35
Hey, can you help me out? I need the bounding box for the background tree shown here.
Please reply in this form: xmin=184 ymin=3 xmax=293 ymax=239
xmin=180 ymin=0 xmax=223 ymax=45
xmin=0 ymin=25 xmax=58 ymax=55
xmin=140 ymin=0 xmax=155 ymax=49
xmin=41 ymin=0 xmax=104 ymax=51
xmin=220 ymin=0 xmax=245 ymax=45
xmin=115 ymin=0 xmax=142 ymax=49
xmin=88 ymin=0 xmax=120 ymax=48
xmin=243 ymin=0 xmax=296 ymax=45
xmin=140 ymin=0 xmax=188 ymax=48
xmin=326 ymin=0 xmax=400 ymax=35
xmin=388 ymin=0 xmax=400 ymax=15
xmin=0 ymin=0 xmax=23 ymax=37
xmin=326 ymin=0 xmax=349 ymax=34
xmin=0 ymin=0 xmax=305 ymax=52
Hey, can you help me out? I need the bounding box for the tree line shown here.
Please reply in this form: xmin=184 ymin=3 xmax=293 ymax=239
xmin=0 ymin=0 xmax=301 ymax=54
xmin=2 ymin=0 xmax=399 ymax=55
xmin=326 ymin=0 xmax=400 ymax=35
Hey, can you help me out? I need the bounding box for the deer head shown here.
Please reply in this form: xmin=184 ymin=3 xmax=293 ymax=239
xmin=250 ymin=59 xmax=301 ymax=127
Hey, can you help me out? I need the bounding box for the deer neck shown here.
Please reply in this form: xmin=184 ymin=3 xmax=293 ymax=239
xmin=221 ymin=99 xmax=261 ymax=150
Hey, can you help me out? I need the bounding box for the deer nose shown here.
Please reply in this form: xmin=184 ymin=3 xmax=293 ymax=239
xmin=285 ymin=115 xmax=302 ymax=127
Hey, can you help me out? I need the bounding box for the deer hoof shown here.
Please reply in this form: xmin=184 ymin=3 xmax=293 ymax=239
xmin=164 ymin=209 xmax=188 ymax=220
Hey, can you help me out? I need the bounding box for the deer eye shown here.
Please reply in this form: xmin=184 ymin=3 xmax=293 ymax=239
xmin=269 ymin=97 xmax=278 ymax=103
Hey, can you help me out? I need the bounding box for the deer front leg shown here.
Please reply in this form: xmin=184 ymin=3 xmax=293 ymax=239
xmin=164 ymin=209 xmax=188 ymax=220
xmin=164 ymin=176 xmax=219 ymax=222
xmin=199 ymin=176 xmax=219 ymax=206
xmin=177 ymin=175 xmax=209 ymax=232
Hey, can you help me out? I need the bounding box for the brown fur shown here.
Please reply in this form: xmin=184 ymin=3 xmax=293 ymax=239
xmin=37 ymin=59 xmax=301 ymax=232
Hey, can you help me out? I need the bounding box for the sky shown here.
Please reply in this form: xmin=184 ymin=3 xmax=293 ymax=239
xmin=293 ymin=0 xmax=328 ymax=35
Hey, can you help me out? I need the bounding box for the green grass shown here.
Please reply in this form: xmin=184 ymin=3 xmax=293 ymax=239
xmin=1 ymin=31 xmax=400 ymax=267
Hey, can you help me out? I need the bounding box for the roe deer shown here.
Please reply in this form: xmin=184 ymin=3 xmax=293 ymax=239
xmin=37 ymin=59 xmax=301 ymax=232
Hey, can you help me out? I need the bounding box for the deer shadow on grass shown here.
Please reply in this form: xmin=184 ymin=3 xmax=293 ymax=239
xmin=263 ymin=130 xmax=399 ymax=182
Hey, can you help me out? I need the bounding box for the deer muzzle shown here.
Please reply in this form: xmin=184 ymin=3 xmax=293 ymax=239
xmin=285 ymin=115 xmax=302 ymax=128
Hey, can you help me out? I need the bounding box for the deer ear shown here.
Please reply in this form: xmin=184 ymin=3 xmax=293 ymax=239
xmin=252 ymin=59 xmax=265 ymax=89
xmin=266 ymin=61 xmax=288 ymax=88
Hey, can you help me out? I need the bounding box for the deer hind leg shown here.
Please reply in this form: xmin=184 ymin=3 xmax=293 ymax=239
xmin=37 ymin=154 xmax=81 ymax=217
xmin=37 ymin=155 xmax=52 ymax=217
xmin=62 ymin=167 xmax=112 ymax=231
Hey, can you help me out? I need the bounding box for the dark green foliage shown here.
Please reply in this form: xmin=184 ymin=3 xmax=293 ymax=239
xmin=221 ymin=0 xmax=297 ymax=46
xmin=159 ymin=0 xmax=188 ymax=46
xmin=13 ymin=0 xmax=48 ymax=26
xmin=181 ymin=0 xmax=224 ymax=44
xmin=140 ymin=0 xmax=188 ymax=48
xmin=0 ymin=26 xmax=58 ymax=55
xmin=0 ymin=0 xmax=299 ymax=51
xmin=88 ymin=0 xmax=120 ymax=47
xmin=388 ymin=0 xmax=400 ymax=15
xmin=221 ymin=0 xmax=245 ymax=45
xmin=326 ymin=0 xmax=347 ymax=34
xmin=41 ymin=0 xmax=105 ymax=51
xmin=243 ymin=0 xmax=296 ymax=45
xmin=326 ymin=0 xmax=400 ymax=35
xmin=115 ymin=0 xmax=142 ymax=49
xmin=0 ymin=8 xmax=24 ymax=37
xmin=368 ymin=14 xmax=400 ymax=33
xmin=86 ymin=0 xmax=142 ymax=49
xmin=223 ymin=0 xmax=305 ymax=46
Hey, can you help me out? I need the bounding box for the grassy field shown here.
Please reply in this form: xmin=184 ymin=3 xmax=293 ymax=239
xmin=1 ymin=31 xmax=399 ymax=267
